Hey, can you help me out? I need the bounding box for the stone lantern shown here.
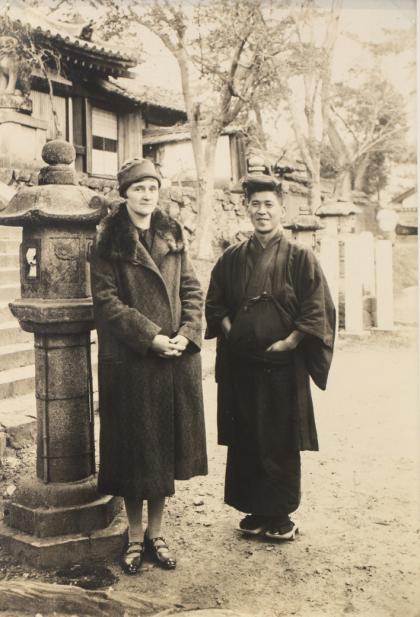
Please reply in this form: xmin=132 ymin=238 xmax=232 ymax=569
xmin=0 ymin=140 xmax=126 ymax=568
xmin=283 ymin=215 xmax=325 ymax=250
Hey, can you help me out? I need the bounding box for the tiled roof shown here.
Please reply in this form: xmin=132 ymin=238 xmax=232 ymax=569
xmin=316 ymin=201 xmax=362 ymax=216
xmin=109 ymin=77 xmax=186 ymax=114
xmin=0 ymin=0 xmax=135 ymax=66
xmin=99 ymin=78 xmax=186 ymax=118
xmin=142 ymin=123 xmax=240 ymax=145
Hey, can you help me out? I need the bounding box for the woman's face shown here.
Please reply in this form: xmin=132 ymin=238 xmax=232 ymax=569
xmin=125 ymin=178 xmax=159 ymax=219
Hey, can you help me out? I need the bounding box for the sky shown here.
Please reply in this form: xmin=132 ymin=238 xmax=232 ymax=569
xmin=34 ymin=0 xmax=416 ymax=99
xmin=26 ymin=0 xmax=417 ymax=163
xmin=128 ymin=0 xmax=416 ymax=156
xmin=130 ymin=0 xmax=416 ymax=90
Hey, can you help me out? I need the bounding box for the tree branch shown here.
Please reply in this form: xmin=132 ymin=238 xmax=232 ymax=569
xmin=330 ymin=104 xmax=359 ymax=146
xmin=356 ymin=125 xmax=408 ymax=160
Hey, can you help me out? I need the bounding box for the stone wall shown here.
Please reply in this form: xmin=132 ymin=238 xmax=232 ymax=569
xmin=0 ymin=165 xmax=381 ymax=256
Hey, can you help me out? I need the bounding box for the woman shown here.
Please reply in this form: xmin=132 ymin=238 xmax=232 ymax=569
xmin=90 ymin=157 xmax=208 ymax=575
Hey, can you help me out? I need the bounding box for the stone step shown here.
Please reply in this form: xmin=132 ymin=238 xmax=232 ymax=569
xmin=0 ymin=239 xmax=20 ymax=253
xmin=0 ymin=321 xmax=32 ymax=345
xmin=0 ymin=302 xmax=13 ymax=321
xmin=0 ymin=365 xmax=35 ymax=399
xmin=0 ymin=355 xmax=98 ymax=400
xmin=0 ymin=342 xmax=34 ymax=372
xmin=0 ymin=267 xmax=20 ymax=285
xmin=0 ymin=393 xmax=37 ymax=448
xmin=0 ymin=252 xmax=19 ymax=268
xmin=0 ymin=283 xmax=20 ymax=302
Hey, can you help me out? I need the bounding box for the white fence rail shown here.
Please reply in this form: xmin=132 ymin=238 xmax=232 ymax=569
xmin=318 ymin=232 xmax=394 ymax=332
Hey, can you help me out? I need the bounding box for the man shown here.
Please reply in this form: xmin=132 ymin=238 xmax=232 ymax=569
xmin=205 ymin=172 xmax=335 ymax=540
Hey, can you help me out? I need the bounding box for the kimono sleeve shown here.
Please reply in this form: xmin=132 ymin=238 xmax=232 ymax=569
xmin=205 ymin=255 xmax=230 ymax=339
xmin=293 ymin=247 xmax=336 ymax=390
xmin=90 ymin=250 xmax=161 ymax=356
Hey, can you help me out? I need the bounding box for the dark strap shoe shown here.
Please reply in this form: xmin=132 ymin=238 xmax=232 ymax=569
xmin=145 ymin=530 xmax=176 ymax=569
xmin=121 ymin=540 xmax=145 ymax=575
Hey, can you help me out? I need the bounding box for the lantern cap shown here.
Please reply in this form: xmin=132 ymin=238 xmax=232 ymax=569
xmin=0 ymin=139 xmax=104 ymax=227
xmin=39 ymin=140 xmax=78 ymax=187
xmin=42 ymin=140 xmax=76 ymax=166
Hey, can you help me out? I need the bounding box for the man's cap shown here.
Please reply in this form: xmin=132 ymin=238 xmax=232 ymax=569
xmin=242 ymin=172 xmax=281 ymax=195
xmin=117 ymin=157 xmax=161 ymax=196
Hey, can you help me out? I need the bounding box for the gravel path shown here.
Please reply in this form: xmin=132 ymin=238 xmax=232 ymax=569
xmin=0 ymin=331 xmax=418 ymax=617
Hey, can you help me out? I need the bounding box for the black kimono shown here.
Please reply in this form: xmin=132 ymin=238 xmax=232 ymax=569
xmin=205 ymin=231 xmax=335 ymax=517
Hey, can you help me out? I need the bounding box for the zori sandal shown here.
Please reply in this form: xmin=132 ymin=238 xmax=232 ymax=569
xmin=265 ymin=521 xmax=299 ymax=541
xmin=238 ymin=514 xmax=268 ymax=536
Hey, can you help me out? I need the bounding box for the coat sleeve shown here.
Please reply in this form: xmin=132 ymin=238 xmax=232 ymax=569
xmin=177 ymin=250 xmax=204 ymax=350
xmin=204 ymin=256 xmax=230 ymax=339
xmin=90 ymin=251 xmax=161 ymax=356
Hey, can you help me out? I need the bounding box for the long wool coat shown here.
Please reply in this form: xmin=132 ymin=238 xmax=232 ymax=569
xmin=90 ymin=204 xmax=208 ymax=499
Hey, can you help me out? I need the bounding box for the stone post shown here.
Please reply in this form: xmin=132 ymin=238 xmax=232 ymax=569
xmin=319 ymin=236 xmax=339 ymax=334
xmin=343 ymin=236 xmax=364 ymax=334
xmin=375 ymin=239 xmax=394 ymax=330
xmin=0 ymin=140 xmax=126 ymax=568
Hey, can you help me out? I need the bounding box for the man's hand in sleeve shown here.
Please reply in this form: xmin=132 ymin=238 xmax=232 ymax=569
xmin=266 ymin=330 xmax=305 ymax=353
xmin=221 ymin=316 xmax=232 ymax=338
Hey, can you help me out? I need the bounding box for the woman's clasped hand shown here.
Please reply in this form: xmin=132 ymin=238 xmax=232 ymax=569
xmin=151 ymin=333 xmax=189 ymax=358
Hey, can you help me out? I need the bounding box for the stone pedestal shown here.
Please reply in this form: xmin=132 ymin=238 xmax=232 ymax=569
xmin=0 ymin=109 xmax=47 ymax=168
xmin=0 ymin=515 xmax=127 ymax=569
xmin=0 ymin=93 xmax=32 ymax=113
xmin=0 ymin=140 xmax=126 ymax=568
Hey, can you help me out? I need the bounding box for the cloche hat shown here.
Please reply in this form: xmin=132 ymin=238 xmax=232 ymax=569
xmin=117 ymin=157 xmax=161 ymax=196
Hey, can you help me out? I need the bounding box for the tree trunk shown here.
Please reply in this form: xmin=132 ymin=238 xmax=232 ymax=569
xmin=353 ymin=154 xmax=370 ymax=192
xmin=195 ymin=128 xmax=219 ymax=260
xmin=334 ymin=168 xmax=352 ymax=201
xmin=175 ymin=45 xmax=214 ymax=258
xmin=308 ymin=183 xmax=321 ymax=212
xmin=252 ymin=102 xmax=267 ymax=149
xmin=327 ymin=115 xmax=354 ymax=201
xmin=305 ymin=137 xmax=322 ymax=213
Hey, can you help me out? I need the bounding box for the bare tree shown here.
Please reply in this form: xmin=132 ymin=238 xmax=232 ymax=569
xmin=25 ymin=0 xmax=293 ymax=257
xmin=104 ymin=0 xmax=285 ymax=258
xmin=268 ymin=0 xmax=342 ymax=212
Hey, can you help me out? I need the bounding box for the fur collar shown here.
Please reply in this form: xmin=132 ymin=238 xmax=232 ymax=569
xmin=95 ymin=203 xmax=184 ymax=261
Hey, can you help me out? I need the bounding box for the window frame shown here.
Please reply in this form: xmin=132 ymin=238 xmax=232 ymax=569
xmin=71 ymin=97 xmax=121 ymax=179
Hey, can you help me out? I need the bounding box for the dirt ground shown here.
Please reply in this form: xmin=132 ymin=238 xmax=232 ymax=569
xmin=0 ymin=328 xmax=419 ymax=617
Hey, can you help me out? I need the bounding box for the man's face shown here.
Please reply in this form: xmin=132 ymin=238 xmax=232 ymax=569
xmin=126 ymin=178 xmax=159 ymax=218
xmin=247 ymin=190 xmax=283 ymax=234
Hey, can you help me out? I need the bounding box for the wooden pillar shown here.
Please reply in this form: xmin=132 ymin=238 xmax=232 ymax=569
xmin=344 ymin=236 xmax=364 ymax=334
xmin=375 ymin=239 xmax=394 ymax=330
